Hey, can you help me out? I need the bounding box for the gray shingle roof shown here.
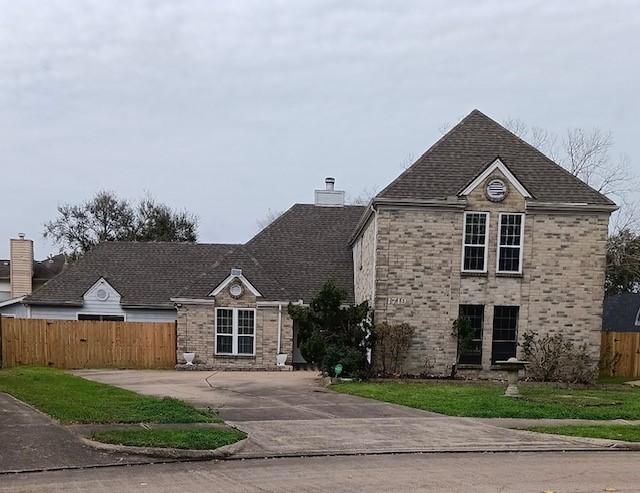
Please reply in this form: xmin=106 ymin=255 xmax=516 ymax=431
xmin=0 ymin=254 xmax=65 ymax=281
xmin=245 ymin=204 xmax=365 ymax=302
xmin=25 ymin=242 xmax=237 ymax=307
xmin=603 ymin=293 xmax=640 ymax=332
xmin=178 ymin=204 xmax=365 ymax=302
xmin=378 ymin=109 xmax=614 ymax=206
xmin=24 ymin=204 xmax=365 ymax=306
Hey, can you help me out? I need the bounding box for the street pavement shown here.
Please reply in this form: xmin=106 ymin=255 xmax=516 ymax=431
xmin=0 ymin=394 xmax=150 ymax=473
xmin=1 ymin=451 xmax=639 ymax=492
xmin=75 ymin=369 xmax=613 ymax=458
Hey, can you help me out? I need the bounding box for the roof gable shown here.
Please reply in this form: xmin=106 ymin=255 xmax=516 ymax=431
xmin=459 ymin=158 xmax=532 ymax=198
xmin=83 ymin=277 xmax=121 ymax=302
xmin=377 ymin=109 xmax=614 ymax=206
xmin=209 ymin=269 xmax=262 ymax=297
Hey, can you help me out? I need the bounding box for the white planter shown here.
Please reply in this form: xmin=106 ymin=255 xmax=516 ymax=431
xmin=276 ymin=353 xmax=288 ymax=367
xmin=183 ymin=352 xmax=196 ymax=366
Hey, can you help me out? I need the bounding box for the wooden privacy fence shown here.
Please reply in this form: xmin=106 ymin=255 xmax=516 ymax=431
xmin=0 ymin=318 xmax=177 ymax=369
xmin=600 ymin=331 xmax=640 ymax=378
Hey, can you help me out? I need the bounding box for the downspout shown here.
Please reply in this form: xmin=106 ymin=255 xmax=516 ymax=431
xmin=277 ymin=303 xmax=282 ymax=354
xmin=371 ymin=204 xmax=378 ymax=308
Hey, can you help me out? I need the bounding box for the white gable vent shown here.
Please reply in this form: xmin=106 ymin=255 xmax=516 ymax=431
xmin=486 ymin=179 xmax=508 ymax=202
xmin=95 ymin=288 xmax=109 ymax=301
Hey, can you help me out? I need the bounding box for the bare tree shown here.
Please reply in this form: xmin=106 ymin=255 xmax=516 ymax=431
xmin=504 ymin=118 xmax=634 ymax=199
xmin=256 ymin=208 xmax=284 ymax=230
xmin=347 ymin=187 xmax=378 ymax=206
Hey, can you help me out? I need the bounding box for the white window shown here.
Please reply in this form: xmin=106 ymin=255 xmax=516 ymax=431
xmin=497 ymin=213 xmax=525 ymax=273
xmin=462 ymin=212 xmax=489 ymax=272
xmin=215 ymin=308 xmax=255 ymax=355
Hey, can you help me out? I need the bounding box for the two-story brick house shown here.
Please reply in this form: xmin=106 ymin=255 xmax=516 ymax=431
xmin=8 ymin=110 xmax=615 ymax=375
xmin=351 ymin=110 xmax=616 ymax=375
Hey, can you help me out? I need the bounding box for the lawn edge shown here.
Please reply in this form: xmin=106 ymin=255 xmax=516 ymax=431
xmin=80 ymin=435 xmax=249 ymax=459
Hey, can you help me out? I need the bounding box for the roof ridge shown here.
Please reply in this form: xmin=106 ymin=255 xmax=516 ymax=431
xmin=476 ymin=111 xmax=615 ymax=206
xmin=376 ymin=109 xmax=480 ymax=199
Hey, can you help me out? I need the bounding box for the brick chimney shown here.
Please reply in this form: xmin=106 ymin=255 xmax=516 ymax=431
xmin=10 ymin=233 xmax=33 ymax=298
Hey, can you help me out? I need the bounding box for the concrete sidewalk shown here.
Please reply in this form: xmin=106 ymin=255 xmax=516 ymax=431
xmin=0 ymin=393 xmax=150 ymax=473
xmin=76 ymin=370 xmax=618 ymax=458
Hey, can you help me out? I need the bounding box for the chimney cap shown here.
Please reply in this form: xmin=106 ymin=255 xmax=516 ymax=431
xmin=18 ymin=233 xmax=26 ymax=239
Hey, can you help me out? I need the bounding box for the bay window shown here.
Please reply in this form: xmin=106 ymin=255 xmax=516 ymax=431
xmin=215 ymin=308 xmax=255 ymax=355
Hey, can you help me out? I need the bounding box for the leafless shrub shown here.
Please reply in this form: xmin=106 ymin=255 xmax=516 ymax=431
xmin=372 ymin=322 xmax=415 ymax=376
xmin=521 ymin=331 xmax=598 ymax=384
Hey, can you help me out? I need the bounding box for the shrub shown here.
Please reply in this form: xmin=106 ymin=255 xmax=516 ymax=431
xmin=521 ymin=331 xmax=598 ymax=384
xmin=372 ymin=322 xmax=415 ymax=376
xmin=288 ymin=280 xmax=372 ymax=378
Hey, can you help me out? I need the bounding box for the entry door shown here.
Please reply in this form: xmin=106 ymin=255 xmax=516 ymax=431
xmin=491 ymin=306 xmax=519 ymax=364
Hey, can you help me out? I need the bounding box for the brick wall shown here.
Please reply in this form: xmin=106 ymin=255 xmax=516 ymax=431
xmin=176 ymin=280 xmax=293 ymax=370
xmin=354 ymin=214 xmax=376 ymax=305
xmin=359 ymin=171 xmax=610 ymax=376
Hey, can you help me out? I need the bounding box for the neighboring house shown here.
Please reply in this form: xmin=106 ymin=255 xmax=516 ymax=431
xmin=1 ymin=110 xmax=615 ymax=374
xmin=602 ymin=293 xmax=640 ymax=332
xmin=0 ymin=234 xmax=65 ymax=316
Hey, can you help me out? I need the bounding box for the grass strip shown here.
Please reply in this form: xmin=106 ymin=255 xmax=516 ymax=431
xmin=0 ymin=367 xmax=215 ymax=424
xmin=528 ymin=425 xmax=640 ymax=442
xmin=91 ymin=428 xmax=246 ymax=450
xmin=332 ymin=380 xmax=640 ymax=419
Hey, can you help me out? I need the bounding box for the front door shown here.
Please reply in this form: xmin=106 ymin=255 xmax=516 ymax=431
xmin=491 ymin=306 xmax=519 ymax=364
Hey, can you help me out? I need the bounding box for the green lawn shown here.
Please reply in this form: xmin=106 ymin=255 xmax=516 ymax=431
xmin=91 ymin=428 xmax=247 ymax=450
xmin=332 ymin=380 xmax=640 ymax=419
xmin=529 ymin=425 xmax=640 ymax=442
xmin=0 ymin=367 xmax=215 ymax=424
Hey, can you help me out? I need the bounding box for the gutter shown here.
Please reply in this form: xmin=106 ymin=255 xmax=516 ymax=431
xmin=525 ymin=202 xmax=619 ymax=214
xmin=348 ymin=197 xmax=467 ymax=245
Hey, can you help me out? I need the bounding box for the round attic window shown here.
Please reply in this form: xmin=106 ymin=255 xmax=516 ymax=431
xmin=229 ymin=283 xmax=243 ymax=298
xmin=95 ymin=288 xmax=109 ymax=301
xmin=486 ymin=179 xmax=508 ymax=202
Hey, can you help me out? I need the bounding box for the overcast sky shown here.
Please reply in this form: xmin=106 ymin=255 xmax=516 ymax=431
xmin=1 ymin=0 xmax=639 ymax=258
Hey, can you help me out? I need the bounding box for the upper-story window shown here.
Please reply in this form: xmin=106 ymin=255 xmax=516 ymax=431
xmin=462 ymin=212 xmax=489 ymax=273
xmin=497 ymin=213 xmax=524 ymax=274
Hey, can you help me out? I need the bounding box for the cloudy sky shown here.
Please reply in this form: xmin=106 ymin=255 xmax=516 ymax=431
xmin=1 ymin=0 xmax=638 ymax=258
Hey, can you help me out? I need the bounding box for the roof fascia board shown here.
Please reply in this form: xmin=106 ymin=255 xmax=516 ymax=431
xmin=526 ymin=202 xmax=619 ymax=214
xmin=459 ymin=158 xmax=532 ymax=198
xmin=122 ymin=304 xmax=175 ymax=310
xmin=24 ymin=300 xmax=83 ymax=307
xmin=0 ymin=296 xmax=25 ymax=308
xmin=170 ymin=298 xmax=216 ymax=305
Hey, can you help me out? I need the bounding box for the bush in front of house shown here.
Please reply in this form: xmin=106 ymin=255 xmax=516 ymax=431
xmin=521 ymin=331 xmax=598 ymax=384
xmin=371 ymin=322 xmax=415 ymax=376
xmin=288 ymin=280 xmax=372 ymax=378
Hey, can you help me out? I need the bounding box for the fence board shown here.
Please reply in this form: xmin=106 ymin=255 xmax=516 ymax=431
xmin=600 ymin=331 xmax=640 ymax=378
xmin=0 ymin=318 xmax=176 ymax=369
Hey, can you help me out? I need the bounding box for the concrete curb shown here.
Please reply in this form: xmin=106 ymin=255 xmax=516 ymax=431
xmin=80 ymin=436 xmax=248 ymax=459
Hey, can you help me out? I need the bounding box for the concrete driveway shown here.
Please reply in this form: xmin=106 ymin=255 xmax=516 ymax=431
xmin=75 ymin=369 xmax=610 ymax=458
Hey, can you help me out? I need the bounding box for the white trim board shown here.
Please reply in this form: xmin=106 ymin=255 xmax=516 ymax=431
xmin=459 ymin=158 xmax=532 ymax=198
xmin=209 ymin=273 xmax=262 ymax=297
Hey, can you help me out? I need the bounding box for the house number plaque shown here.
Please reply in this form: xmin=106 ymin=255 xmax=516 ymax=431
xmin=387 ymin=297 xmax=410 ymax=305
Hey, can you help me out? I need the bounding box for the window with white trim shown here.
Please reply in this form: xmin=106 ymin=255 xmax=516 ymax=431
xmin=215 ymin=308 xmax=255 ymax=355
xmin=462 ymin=212 xmax=489 ymax=272
xmin=497 ymin=213 xmax=524 ymax=273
